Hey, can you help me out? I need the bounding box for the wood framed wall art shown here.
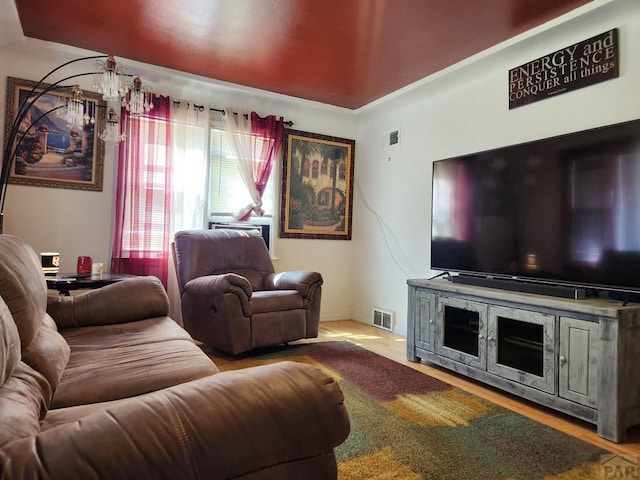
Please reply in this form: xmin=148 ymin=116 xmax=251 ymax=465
xmin=280 ymin=129 xmax=355 ymax=240
xmin=4 ymin=76 xmax=105 ymax=192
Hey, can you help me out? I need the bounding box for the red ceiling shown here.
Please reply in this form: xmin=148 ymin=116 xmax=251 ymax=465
xmin=14 ymin=0 xmax=591 ymax=109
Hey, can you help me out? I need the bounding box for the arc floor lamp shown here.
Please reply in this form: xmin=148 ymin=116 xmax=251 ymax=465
xmin=0 ymin=54 xmax=153 ymax=233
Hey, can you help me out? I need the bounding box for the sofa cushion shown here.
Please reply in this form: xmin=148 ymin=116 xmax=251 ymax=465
xmin=0 ymin=362 xmax=51 ymax=447
xmin=20 ymin=314 xmax=70 ymax=398
xmin=51 ymin=317 xmax=218 ymax=408
xmin=59 ymin=315 xmax=195 ymax=349
xmin=0 ymin=235 xmax=71 ymax=392
xmin=0 ymin=235 xmax=48 ymax=349
xmin=0 ymin=296 xmax=20 ymax=386
xmin=0 ymin=277 xmax=52 ymax=447
xmin=41 ymin=397 xmax=129 ymax=431
xmin=250 ymin=290 xmax=303 ymax=314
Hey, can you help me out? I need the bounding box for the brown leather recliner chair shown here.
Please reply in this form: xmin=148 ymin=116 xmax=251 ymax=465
xmin=173 ymin=229 xmax=323 ymax=354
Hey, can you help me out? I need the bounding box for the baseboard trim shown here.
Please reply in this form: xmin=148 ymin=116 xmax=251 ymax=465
xmin=320 ymin=313 xmax=353 ymax=322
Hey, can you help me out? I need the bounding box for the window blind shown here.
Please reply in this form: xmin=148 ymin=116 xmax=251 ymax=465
xmin=208 ymin=127 xmax=274 ymax=217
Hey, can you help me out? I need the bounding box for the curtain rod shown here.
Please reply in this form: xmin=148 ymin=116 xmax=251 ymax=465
xmin=172 ymin=101 xmax=294 ymax=126
xmin=210 ymin=107 xmax=294 ymax=127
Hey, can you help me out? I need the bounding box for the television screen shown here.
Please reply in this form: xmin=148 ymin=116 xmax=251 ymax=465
xmin=431 ymin=118 xmax=640 ymax=293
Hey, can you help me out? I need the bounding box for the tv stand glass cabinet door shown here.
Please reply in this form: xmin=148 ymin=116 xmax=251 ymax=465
xmin=435 ymin=297 xmax=556 ymax=394
xmin=486 ymin=305 xmax=556 ymax=394
xmin=435 ymin=297 xmax=488 ymax=370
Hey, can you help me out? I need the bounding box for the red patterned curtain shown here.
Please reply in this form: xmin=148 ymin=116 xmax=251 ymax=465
xmin=111 ymin=96 xmax=172 ymax=287
xmin=244 ymin=112 xmax=285 ymax=220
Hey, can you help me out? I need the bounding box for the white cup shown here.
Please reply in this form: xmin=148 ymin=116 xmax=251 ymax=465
xmin=91 ymin=262 xmax=104 ymax=278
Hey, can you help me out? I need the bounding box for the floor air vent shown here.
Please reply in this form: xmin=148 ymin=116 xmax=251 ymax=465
xmin=372 ymin=308 xmax=394 ymax=331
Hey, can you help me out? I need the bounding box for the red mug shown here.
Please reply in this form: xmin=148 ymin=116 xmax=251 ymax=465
xmin=76 ymin=256 xmax=93 ymax=278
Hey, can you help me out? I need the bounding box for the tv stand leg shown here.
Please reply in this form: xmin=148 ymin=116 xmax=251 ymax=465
xmin=598 ymin=319 xmax=625 ymax=443
xmin=597 ymin=418 xmax=625 ymax=443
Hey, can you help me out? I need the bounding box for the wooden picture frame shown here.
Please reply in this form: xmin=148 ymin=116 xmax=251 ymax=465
xmin=4 ymin=76 xmax=105 ymax=192
xmin=280 ymin=129 xmax=355 ymax=240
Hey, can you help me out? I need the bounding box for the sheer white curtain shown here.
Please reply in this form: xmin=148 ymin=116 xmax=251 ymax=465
xmin=222 ymin=107 xmax=263 ymax=219
xmin=167 ymin=101 xmax=209 ymax=323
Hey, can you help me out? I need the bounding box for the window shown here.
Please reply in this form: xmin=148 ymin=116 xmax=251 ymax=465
xmin=208 ymin=127 xmax=275 ymax=222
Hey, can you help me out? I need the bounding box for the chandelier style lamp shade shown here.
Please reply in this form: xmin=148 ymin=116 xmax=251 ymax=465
xmin=93 ymin=55 xmax=128 ymax=102
xmin=64 ymin=85 xmax=87 ymax=128
xmin=0 ymin=54 xmax=153 ymax=233
xmin=99 ymin=107 xmax=126 ymax=144
xmin=123 ymin=76 xmax=154 ymax=115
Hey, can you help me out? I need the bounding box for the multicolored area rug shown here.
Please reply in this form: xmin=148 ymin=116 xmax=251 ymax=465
xmin=209 ymin=341 xmax=613 ymax=480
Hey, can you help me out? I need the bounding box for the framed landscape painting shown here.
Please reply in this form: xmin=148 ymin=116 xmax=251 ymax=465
xmin=4 ymin=76 xmax=105 ymax=192
xmin=280 ymin=129 xmax=355 ymax=240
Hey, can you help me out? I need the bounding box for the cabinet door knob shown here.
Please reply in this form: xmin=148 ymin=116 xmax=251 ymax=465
xmin=487 ymin=336 xmax=494 ymax=342
xmin=559 ymin=356 xmax=567 ymax=365
xmin=429 ymin=319 xmax=434 ymax=324
xmin=478 ymin=334 xmax=484 ymax=339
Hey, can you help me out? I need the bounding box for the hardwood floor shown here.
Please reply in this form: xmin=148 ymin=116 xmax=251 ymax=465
xmin=315 ymin=319 xmax=640 ymax=459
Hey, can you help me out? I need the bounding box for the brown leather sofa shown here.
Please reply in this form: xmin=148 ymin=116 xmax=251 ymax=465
xmin=0 ymin=234 xmax=350 ymax=479
xmin=173 ymin=229 xmax=323 ymax=354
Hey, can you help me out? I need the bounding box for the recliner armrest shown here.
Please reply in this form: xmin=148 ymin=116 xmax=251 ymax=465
xmin=184 ymin=273 xmax=252 ymax=298
xmin=0 ymin=362 xmax=350 ymax=480
xmin=264 ymin=271 xmax=323 ymax=303
xmin=47 ymin=276 xmax=169 ymax=329
xmin=184 ymin=274 xmax=253 ymax=316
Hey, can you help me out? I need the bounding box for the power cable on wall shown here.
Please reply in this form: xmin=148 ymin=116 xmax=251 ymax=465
xmin=355 ymin=179 xmax=412 ymax=278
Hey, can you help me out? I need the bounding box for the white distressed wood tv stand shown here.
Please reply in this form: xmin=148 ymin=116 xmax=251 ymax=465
xmin=406 ymin=278 xmax=640 ymax=443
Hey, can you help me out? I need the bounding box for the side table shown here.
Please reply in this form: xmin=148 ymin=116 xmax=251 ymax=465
xmin=46 ymin=273 xmax=137 ymax=296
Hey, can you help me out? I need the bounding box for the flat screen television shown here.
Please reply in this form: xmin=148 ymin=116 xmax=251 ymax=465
xmin=430 ymin=118 xmax=640 ymax=295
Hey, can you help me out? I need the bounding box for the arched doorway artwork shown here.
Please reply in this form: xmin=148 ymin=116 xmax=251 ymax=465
xmin=281 ymin=130 xmax=355 ymax=240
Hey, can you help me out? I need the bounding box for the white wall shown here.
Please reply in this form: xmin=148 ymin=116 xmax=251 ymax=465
xmin=352 ymin=0 xmax=640 ymax=336
xmin=0 ymin=39 xmax=357 ymax=322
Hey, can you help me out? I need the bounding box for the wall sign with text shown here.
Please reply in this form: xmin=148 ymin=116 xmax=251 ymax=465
xmin=509 ymin=29 xmax=619 ymax=109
